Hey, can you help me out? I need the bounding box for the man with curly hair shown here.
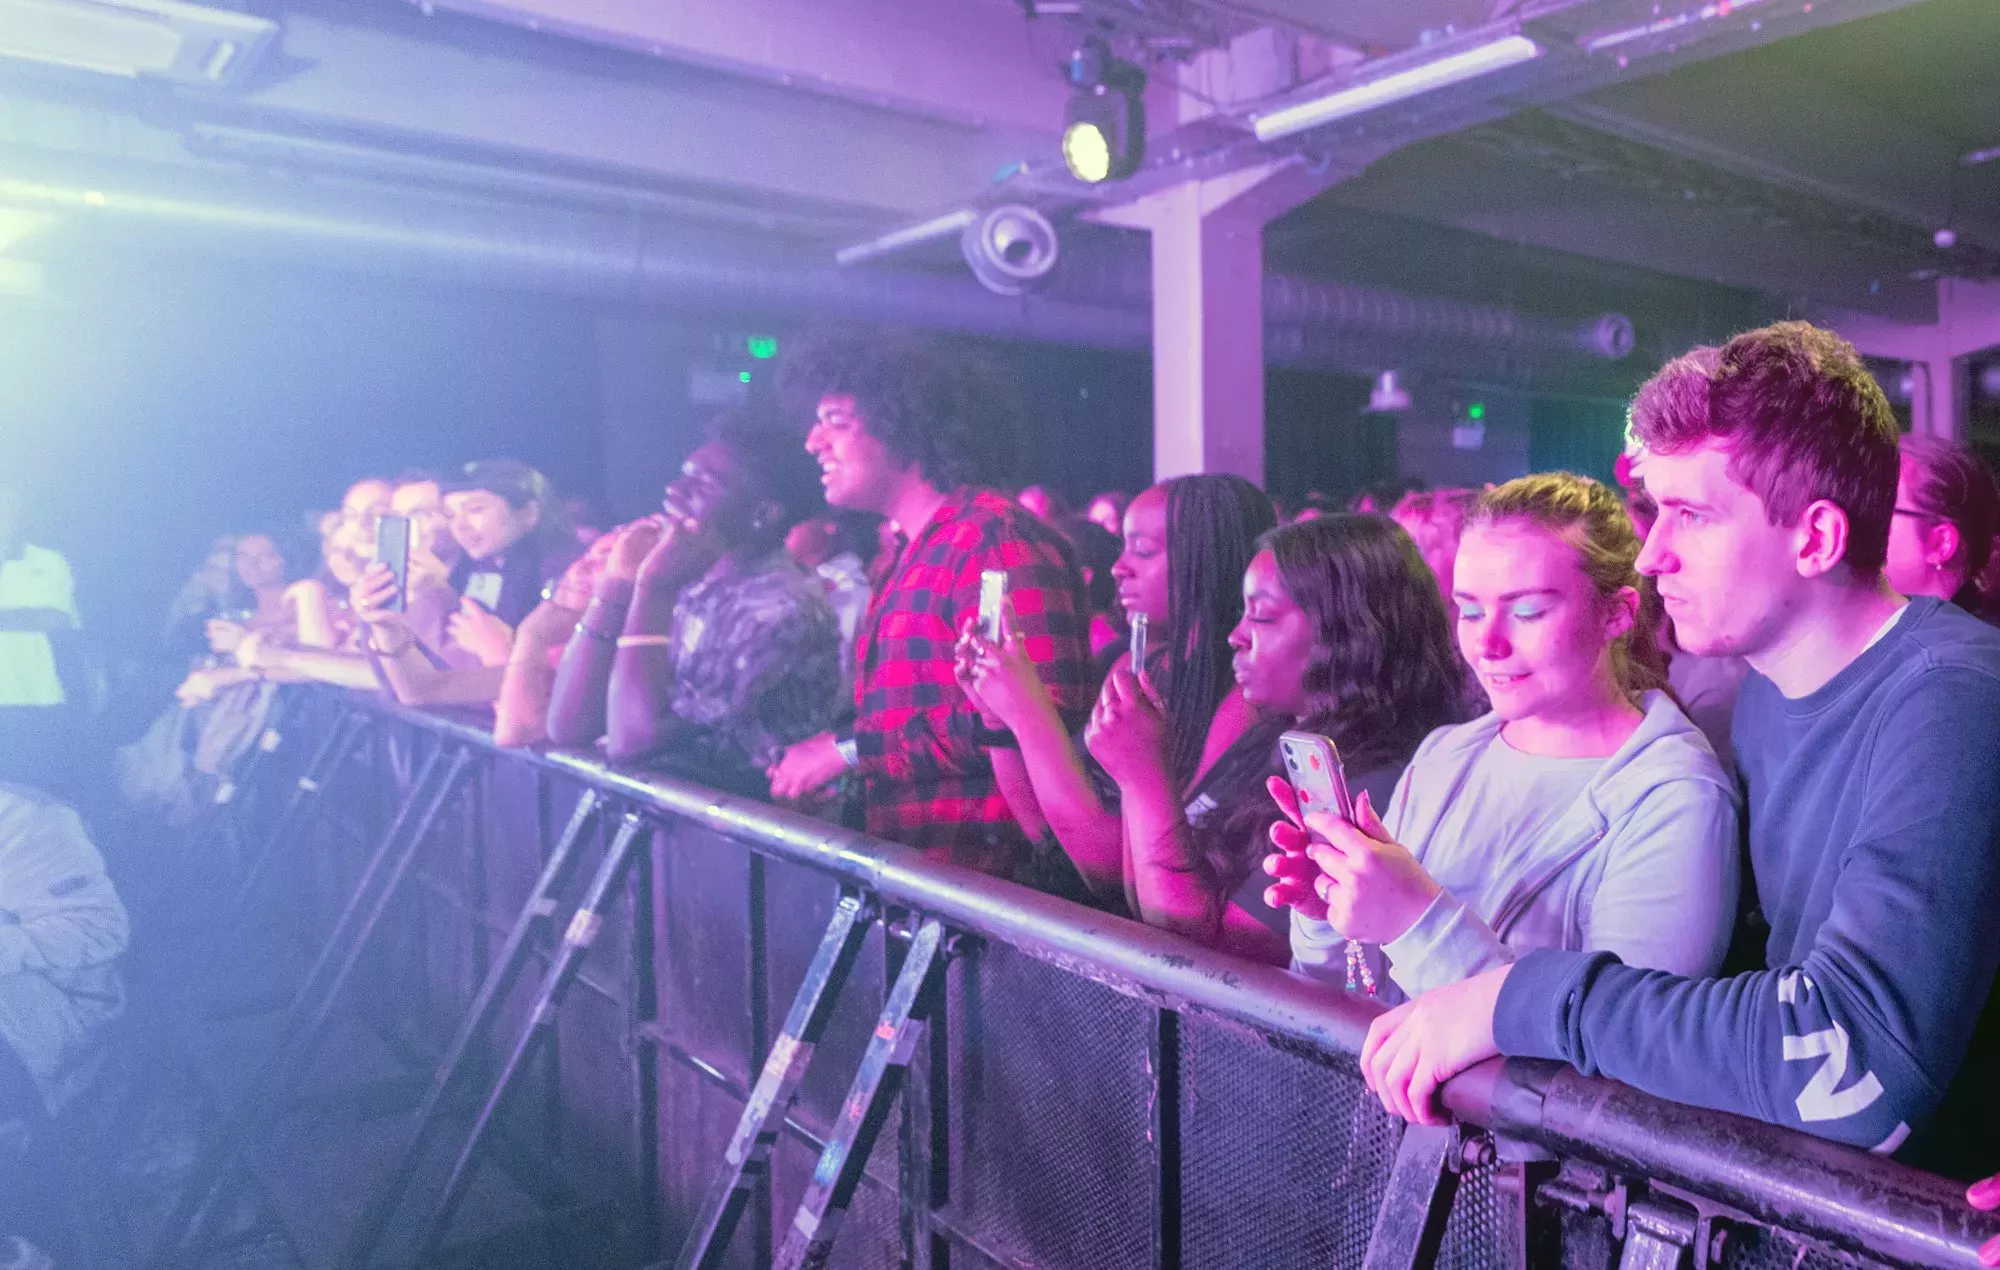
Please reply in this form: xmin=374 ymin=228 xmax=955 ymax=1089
xmin=767 ymin=330 xmax=1091 ymax=877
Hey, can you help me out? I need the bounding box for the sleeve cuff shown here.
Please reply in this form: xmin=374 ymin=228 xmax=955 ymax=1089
xmin=1288 ymin=910 xmax=1347 ymax=979
xmin=1380 ymin=888 xmax=1513 ymax=999
xmin=1492 ymin=947 xmax=1595 ymax=1061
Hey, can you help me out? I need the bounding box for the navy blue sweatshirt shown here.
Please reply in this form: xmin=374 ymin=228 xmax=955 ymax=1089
xmin=1494 ymin=597 xmax=2000 ymax=1176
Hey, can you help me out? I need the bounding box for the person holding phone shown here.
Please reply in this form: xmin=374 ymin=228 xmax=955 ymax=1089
xmin=765 ymin=330 xmax=1089 ymax=876
xmin=1005 ymin=514 xmax=1465 ymax=962
xmin=1269 ymin=473 xmax=1739 ymax=1003
xmin=953 ymin=475 xmax=1276 ymax=909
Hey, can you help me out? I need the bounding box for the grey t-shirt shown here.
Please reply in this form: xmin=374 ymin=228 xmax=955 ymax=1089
xmin=1409 ymin=737 xmax=1601 ymax=914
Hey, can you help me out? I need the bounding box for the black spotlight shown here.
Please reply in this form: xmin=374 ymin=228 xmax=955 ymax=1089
xmin=1062 ymin=39 xmax=1145 ymax=184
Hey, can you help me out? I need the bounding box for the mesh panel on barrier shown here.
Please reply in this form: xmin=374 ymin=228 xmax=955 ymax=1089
xmin=1179 ymin=1015 xmax=1402 ymax=1270
xmin=1435 ymin=1155 xmax=1503 ymax=1270
xmin=651 ymin=824 xmax=758 ymax=1087
xmin=945 ymin=941 xmax=1156 ymax=1270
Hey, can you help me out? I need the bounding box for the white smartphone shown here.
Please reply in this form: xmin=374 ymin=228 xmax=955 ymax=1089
xmin=978 ymin=569 xmax=1007 ymax=642
xmin=1279 ymin=730 xmax=1356 ymax=823
xmin=1129 ymin=613 xmax=1149 ymax=676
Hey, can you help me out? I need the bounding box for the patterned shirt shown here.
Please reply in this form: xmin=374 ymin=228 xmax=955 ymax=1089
xmin=844 ymin=489 xmax=1091 ymax=872
xmin=658 ymin=552 xmax=844 ymax=777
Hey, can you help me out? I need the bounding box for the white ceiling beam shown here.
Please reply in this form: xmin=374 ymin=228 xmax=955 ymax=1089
xmin=186 ymin=13 xmax=1057 ymax=220
xmin=405 ymin=0 xmax=1071 ymax=134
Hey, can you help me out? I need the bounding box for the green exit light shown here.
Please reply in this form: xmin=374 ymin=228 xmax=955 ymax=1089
xmin=747 ymin=336 xmax=779 ymax=360
xmin=738 ymin=370 xmax=753 ymax=384
xmin=1467 ymin=402 xmax=1486 ymax=421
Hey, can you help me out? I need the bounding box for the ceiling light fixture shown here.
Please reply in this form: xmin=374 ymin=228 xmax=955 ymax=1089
xmin=0 ymin=0 xmax=276 ymax=88
xmin=1253 ymin=34 xmax=1541 ymax=143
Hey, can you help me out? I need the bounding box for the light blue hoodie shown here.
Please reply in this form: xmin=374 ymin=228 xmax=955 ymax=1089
xmin=1292 ymin=690 xmax=1739 ymax=1001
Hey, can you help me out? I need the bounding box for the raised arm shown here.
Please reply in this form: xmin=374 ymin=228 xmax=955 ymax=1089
xmin=958 ymin=617 xmax=1120 ymax=893
xmin=604 ymin=522 xmax=721 ymax=763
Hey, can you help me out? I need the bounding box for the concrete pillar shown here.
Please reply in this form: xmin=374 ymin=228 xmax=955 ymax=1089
xmin=1833 ymin=277 xmax=2000 ymax=442
xmin=1087 ymin=28 xmax=1351 ymax=484
xmin=1907 ymin=356 xmax=1966 ymax=442
xmin=1099 ymin=163 xmax=1337 ymax=484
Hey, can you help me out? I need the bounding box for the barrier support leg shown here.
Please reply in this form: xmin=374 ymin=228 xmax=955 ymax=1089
xmin=673 ymin=888 xmax=877 ymax=1270
xmin=412 ymin=811 xmax=651 ymax=1260
xmin=150 ymin=746 xmax=470 ymax=1269
xmin=773 ymin=918 xmax=947 ymax=1270
xmin=1362 ymin=1123 xmax=1464 ymax=1270
xmin=336 ymin=789 xmax=606 ymax=1269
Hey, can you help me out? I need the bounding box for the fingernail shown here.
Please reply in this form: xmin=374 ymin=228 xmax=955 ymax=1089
xmin=1973 ymin=1177 xmax=2000 ymax=1208
xmin=1982 ymin=1235 xmax=2000 ymax=1268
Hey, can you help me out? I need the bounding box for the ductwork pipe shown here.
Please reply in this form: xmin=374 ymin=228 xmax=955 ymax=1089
xmin=1051 ymin=241 xmax=1635 ymax=363
xmin=0 ymin=158 xmax=1630 ymax=372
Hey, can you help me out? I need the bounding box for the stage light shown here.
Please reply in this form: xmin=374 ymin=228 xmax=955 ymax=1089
xmin=746 ymin=335 xmax=778 ymax=360
xmin=1466 ymin=402 xmax=1486 ymax=421
xmin=1062 ymin=40 xmax=1145 ymax=184
xmin=737 ymin=371 xmax=752 ymax=384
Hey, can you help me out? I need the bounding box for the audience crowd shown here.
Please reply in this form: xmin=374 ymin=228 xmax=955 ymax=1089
xmin=12 ymin=318 xmax=2000 ymax=1259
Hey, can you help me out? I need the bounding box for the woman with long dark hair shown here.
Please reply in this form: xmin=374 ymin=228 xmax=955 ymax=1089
xmin=1269 ymin=473 xmax=1740 ymax=999
xmin=1083 ymin=513 xmax=1467 ymax=961
xmin=955 ymin=474 xmax=1275 ymax=902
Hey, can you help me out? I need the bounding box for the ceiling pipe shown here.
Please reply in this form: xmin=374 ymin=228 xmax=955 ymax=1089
xmin=0 ymin=158 xmax=1628 ymax=373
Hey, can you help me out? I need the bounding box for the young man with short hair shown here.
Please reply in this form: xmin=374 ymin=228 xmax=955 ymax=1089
xmin=1356 ymin=322 xmax=2000 ymax=1178
xmin=767 ymin=331 xmax=1091 ymax=877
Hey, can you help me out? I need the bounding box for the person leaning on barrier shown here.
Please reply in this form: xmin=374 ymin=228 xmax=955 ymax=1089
xmin=348 ymin=460 xmax=578 ymax=714
xmin=541 ymin=410 xmax=843 ymax=794
xmin=223 ymin=473 xmax=492 ymax=695
xmin=766 ymin=328 xmax=1092 ymax=877
xmin=1268 ymin=474 xmax=1739 ymax=1005
xmin=1356 ymin=322 xmax=2000 ymax=1181
xmin=953 ymin=476 xmax=1276 ymax=922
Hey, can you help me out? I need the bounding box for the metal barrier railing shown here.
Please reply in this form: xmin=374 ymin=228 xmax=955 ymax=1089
xmin=154 ymin=689 xmax=2000 ymax=1270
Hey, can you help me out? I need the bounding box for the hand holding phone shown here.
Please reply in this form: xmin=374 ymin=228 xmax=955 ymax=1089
xmin=373 ymin=514 xmax=413 ymax=614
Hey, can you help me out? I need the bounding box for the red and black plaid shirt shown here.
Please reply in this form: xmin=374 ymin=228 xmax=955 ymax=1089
xmin=844 ymin=488 xmax=1090 ymax=872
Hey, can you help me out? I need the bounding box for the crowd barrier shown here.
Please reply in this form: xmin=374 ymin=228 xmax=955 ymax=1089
xmin=154 ymin=687 xmax=2000 ymax=1270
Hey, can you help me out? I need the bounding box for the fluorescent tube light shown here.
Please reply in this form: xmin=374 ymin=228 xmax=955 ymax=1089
xmin=1253 ymin=34 xmax=1541 ymax=143
xmin=0 ymin=0 xmax=275 ymax=86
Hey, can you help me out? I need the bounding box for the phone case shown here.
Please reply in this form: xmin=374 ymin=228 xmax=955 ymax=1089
xmin=374 ymin=515 xmax=412 ymax=614
xmin=1279 ymin=731 xmax=1356 ymax=823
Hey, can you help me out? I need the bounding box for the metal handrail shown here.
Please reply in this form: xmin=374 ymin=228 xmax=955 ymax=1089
xmin=359 ymin=694 xmax=2000 ymax=1268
